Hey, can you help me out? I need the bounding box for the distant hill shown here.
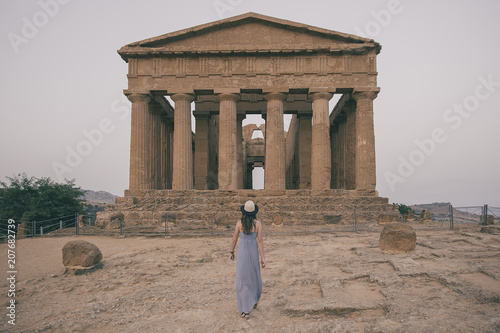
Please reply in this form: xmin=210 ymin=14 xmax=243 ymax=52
xmin=81 ymin=190 xmax=117 ymax=205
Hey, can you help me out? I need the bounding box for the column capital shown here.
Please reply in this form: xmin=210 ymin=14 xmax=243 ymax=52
xmin=126 ymin=92 xmax=151 ymax=104
xmin=309 ymin=92 xmax=333 ymax=101
xmin=215 ymin=93 xmax=240 ymax=102
xmin=263 ymin=92 xmax=287 ymax=101
xmin=171 ymin=93 xmax=195 ymax=103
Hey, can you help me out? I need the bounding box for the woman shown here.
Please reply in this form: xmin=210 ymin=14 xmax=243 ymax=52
xmin=229 ymin=200 xmax=266 ymax=319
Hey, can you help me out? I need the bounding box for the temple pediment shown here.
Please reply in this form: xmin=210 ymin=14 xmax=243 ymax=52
xmin=118 ymin=12 xmax=380 ymax=60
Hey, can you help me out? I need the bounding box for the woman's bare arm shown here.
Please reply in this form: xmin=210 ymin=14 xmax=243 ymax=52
xmin=256 ymin=220 xmax=266 ymax=268
xmin=229 ymin=220 xmax=241 ymax=261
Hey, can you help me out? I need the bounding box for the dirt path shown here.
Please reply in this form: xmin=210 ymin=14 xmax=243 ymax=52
xmin=1 ymin=228 xmax=499 ymax=332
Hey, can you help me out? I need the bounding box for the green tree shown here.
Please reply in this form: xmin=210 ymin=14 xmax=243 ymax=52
xmin=0 ymin=174 xmax=85 ymax=235
xmin=396 ymin=203 xmax=413 ymax=216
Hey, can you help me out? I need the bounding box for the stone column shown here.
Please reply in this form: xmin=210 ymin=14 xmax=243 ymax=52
xmin=148 ymin=101 xmax=163 ymax=190
xmin=194 ymin=111 xmax=210 ymax=190
xmin=171 ymin=93 xmax=195 ymax=190
xmin=160 ymin=116 xmax=168 ymax=189
xmin=297 ymin=114 xmax=312 ymax=189
xmin=331 ymin=122 xmax=338 ymax=189
xmin=263 ymin=92 xmax=287 ymax=190
xmin=310 ymin=92 xmax=333 ymax=190
xmin=127 ymin=93 xmax=152 ymax=190
xmin=216 ymin=93 xmax=240 ymax=190
xmin=207 ymin=115 xmax=219 ymax=190
xmin=330 ymin=125 xmax=336 ymax=189
xmin=237 ymin=113 xmax=246 ymax=189
xmin=352 ymin=90 xmax=378 ymax=190
xmin=167 ymin=120 xmax=174 ymax=189
xmin=337 ymin=116 xmax=346 ymax=189
xmin=242 ymin=136 xmax=247 ymax=189
xmin=345 ymin=102 xmax=357 ymax=190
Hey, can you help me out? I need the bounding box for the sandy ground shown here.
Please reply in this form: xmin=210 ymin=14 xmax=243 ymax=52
xmin=1 ymin=227 xmax=500 ymax=332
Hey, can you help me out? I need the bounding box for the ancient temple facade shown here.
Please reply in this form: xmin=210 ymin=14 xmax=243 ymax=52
xmin=118 ymin=12 xmax=381 ymax=194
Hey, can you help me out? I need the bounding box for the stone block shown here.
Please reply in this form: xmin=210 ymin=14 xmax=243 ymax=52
xmin=272 ymin=215 xmax=284 ymax=227
xmin=379 ymin=223 xmax=416 ymax=253
xmin=420 ymin=209 xmax=433 ymax=222
xmin=404 ymin=210 xmax=416 ymax=222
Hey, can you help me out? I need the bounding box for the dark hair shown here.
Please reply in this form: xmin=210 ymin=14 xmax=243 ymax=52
xmin=241 ymin=214 xmax=256 ymax=235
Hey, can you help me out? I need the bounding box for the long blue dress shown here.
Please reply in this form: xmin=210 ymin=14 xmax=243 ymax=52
xmin=236 ymin=232 xmax=262 ymax=314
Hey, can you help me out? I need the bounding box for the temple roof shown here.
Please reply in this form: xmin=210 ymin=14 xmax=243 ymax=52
xmin=118 ymin=12 xmax=381 ymax=61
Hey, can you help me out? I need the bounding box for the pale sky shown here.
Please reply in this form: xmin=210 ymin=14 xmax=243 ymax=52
xmin=1 ymin=0 xmax=499 ymax=207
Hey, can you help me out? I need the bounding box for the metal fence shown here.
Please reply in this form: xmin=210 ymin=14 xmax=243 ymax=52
xmin=451 ymin=205 xmax=500 ymax=229
xmin=0 ymin=213 xmax=97 ymax=240
xmin=488 ymin=206 xmax=500 ymax=223
xmin=1 ymin=204 xmax=498 ymax=240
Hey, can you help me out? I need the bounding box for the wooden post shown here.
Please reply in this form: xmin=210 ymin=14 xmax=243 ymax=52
xmin=75 ymin=213 xmax=79 ymax=235
xmin=449 ymin=205 xmax=454 ymax=230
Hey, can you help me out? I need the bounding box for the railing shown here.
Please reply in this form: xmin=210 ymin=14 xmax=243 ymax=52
xmin=451 ymin=204 xmax=499 ymax=228
xmin=0 ymin=213 xmax=96 ymax=240
xmin=1 ymin=204 xmax=497 ymax=240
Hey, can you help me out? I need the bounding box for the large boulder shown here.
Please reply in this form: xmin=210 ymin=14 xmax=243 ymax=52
xmin=379 ymin=223 xmax=416 ymax=253
xmin=62 ymin=240 xmax=103 ymax=274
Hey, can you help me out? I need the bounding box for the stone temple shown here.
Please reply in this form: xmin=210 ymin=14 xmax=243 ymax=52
xmin=97 ymin=12 xmax=393 ymax=228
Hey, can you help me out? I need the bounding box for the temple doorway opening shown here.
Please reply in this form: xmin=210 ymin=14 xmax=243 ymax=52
xmin=252 ymin=167 xmax=264 ymax=189
xmin=243 ymin=114 xmax=265 ymax=190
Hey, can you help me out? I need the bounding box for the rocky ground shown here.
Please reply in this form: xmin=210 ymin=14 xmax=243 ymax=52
xmin=1 ymin=226 xmax=500 ymax=332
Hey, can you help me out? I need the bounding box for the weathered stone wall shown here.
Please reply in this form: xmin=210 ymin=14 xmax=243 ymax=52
xmin=96 ymin=189 xmax=391 ymax=229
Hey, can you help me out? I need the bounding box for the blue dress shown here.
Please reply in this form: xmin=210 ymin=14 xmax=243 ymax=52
xmin=236 ymin=232 xmax=262 ymax=313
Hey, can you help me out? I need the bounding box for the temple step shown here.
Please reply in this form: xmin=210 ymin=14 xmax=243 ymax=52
xmin=96 ymin=190 xmax=396 ymax=231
